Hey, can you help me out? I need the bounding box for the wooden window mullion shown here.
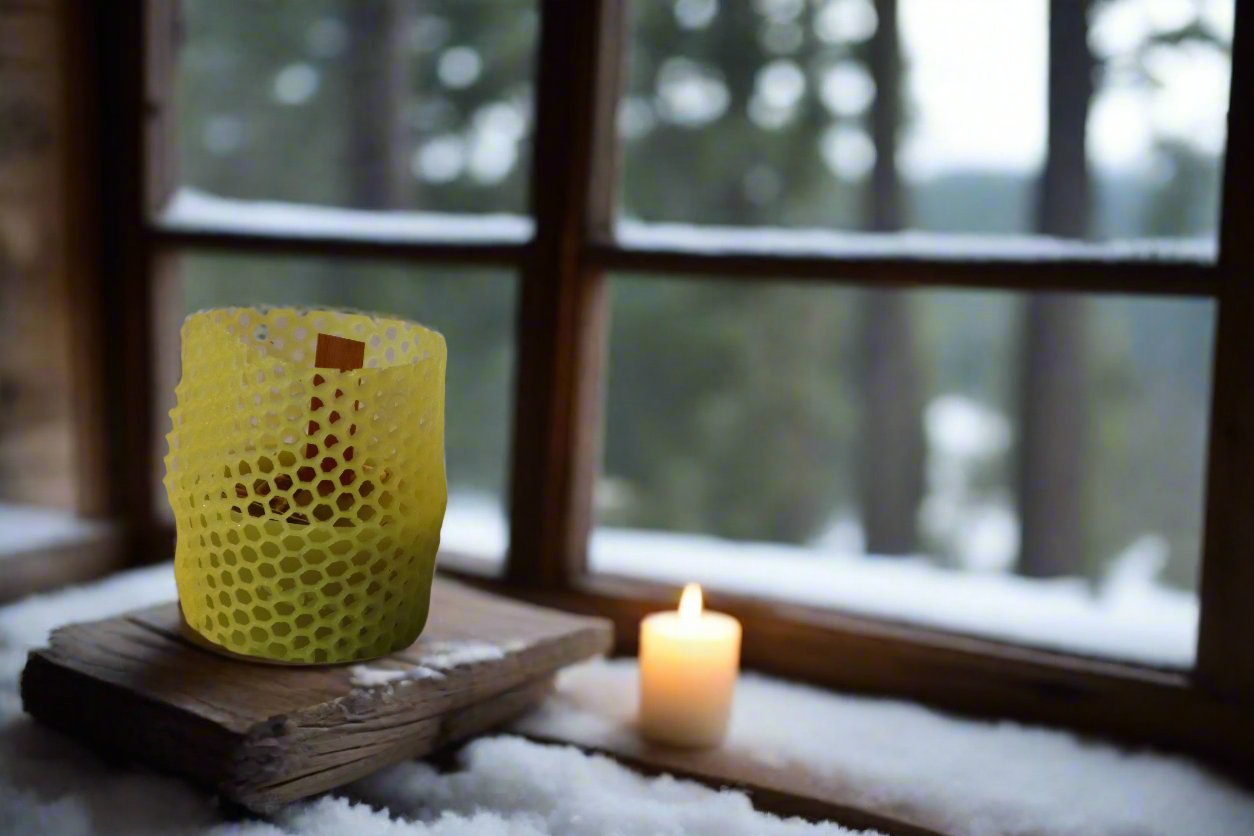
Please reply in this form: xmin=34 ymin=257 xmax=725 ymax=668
xmin=1196 ymin=0 xmax=1254 ymax=702
xmin=85 ymin=0 xmax=161 ymax=564
xmin=506 ymin=0 xmax=625 ymax=588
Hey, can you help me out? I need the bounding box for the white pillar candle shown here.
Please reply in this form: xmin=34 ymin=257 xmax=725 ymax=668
xmin=638 ymin=583 xmax=742 ymax=748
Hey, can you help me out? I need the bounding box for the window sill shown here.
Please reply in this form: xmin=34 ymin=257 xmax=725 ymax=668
xmin=0 ymin=504 xmax=121 ymax=604
xmin=514 ymin=658 xmax=1254 ymax=836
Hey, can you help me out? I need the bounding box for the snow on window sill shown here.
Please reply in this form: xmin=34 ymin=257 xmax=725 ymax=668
xmin=160 ymin=188 xmax=533 ymax=245
xmin=0 ymin=504 xmax=106 ymax=559
xmin=589 ymin=528 xmax=1197 ymax=668
xmin=512 ymin=658 xmax=1253 ymax=835
xmin=439 ymin=496 xmax=1197 ymax=668
xmin=437 ymin=495 xmax=509 ymax=577
xmin=614 ymin=218 xmax=1218 ymax=264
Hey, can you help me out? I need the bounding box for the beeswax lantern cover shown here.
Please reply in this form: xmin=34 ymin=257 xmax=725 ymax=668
xmin=165 ymin=307 xmax=447 ymax=664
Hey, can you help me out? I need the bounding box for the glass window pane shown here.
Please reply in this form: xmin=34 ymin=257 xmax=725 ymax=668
xmin=176 ymin=0 xmax=537 ymax=213
xmin=620 ymin=0 xmax=1231 ymax=244
xmin=1089 ymin=0 xmax=1232 ymax=239
xmin=165 ymin=255 xmax=515 ymax=574
xmin=592 ymin=274 xmax=1214 ymax=667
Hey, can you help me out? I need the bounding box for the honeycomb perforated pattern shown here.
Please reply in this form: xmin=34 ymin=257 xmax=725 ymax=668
xmin=165 ymin=307 xmax=447 ymax=664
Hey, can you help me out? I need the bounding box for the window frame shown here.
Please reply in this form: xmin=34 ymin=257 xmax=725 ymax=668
xmin=81 ymin=0 xmax=1254 ymax=771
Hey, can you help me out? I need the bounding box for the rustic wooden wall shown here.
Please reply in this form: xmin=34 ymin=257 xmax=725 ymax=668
xmin=0 ymin=0 xmax=80 ymax=510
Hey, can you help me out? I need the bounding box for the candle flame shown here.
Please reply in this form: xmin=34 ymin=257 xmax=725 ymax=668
xmin=678 ymin=583 xmax=703 ymax=620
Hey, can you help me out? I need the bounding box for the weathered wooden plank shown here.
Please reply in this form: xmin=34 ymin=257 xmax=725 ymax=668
xmin=21 ymin=578 xmax=612 ymax=811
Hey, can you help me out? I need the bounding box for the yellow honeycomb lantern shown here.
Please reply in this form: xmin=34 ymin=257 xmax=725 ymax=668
xmin=164 ymin=307 xmax=447 ymax=664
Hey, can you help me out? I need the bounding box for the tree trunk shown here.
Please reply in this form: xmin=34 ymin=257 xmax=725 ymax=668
xmin=345 ymin=0 xmax=412 ymax=210
xmin=858 ymin=0 xmax=924 ymax=555
xmin=1017 ymin=0 xmax=1093 ymax=578
xmin=859 ymin=291 xmax=925 ymax=555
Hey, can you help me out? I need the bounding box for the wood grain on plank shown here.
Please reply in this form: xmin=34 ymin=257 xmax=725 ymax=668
xmin=21 ymin=577 xmax=612 ymax=811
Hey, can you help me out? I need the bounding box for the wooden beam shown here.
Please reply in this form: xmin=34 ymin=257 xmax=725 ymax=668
xmin=506 ymin=0 xmax=625 ymax=588
xmin=79 ymin=0 xmax=159 ymax=561
xmin=150 ymin=225 xmax=529 ymax=266
xmin=1196 ymin=0 xmax=1254 ymax=703
xmin=587 ymin=230 xmax=1218 ymax=297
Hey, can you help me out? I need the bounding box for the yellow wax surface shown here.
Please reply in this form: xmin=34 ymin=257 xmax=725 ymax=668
xmin=638 ymin=607 xmax=741 ymax=748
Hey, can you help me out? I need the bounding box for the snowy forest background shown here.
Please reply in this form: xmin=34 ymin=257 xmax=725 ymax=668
xmin=174 ymin=0 xmax=1229 ymax=618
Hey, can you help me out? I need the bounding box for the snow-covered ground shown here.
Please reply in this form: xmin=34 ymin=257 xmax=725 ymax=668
xmin=440 ymin=496 xmax=1198 ymax=668
xmin=0 ymin=565 xmax=1249 ymax=835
